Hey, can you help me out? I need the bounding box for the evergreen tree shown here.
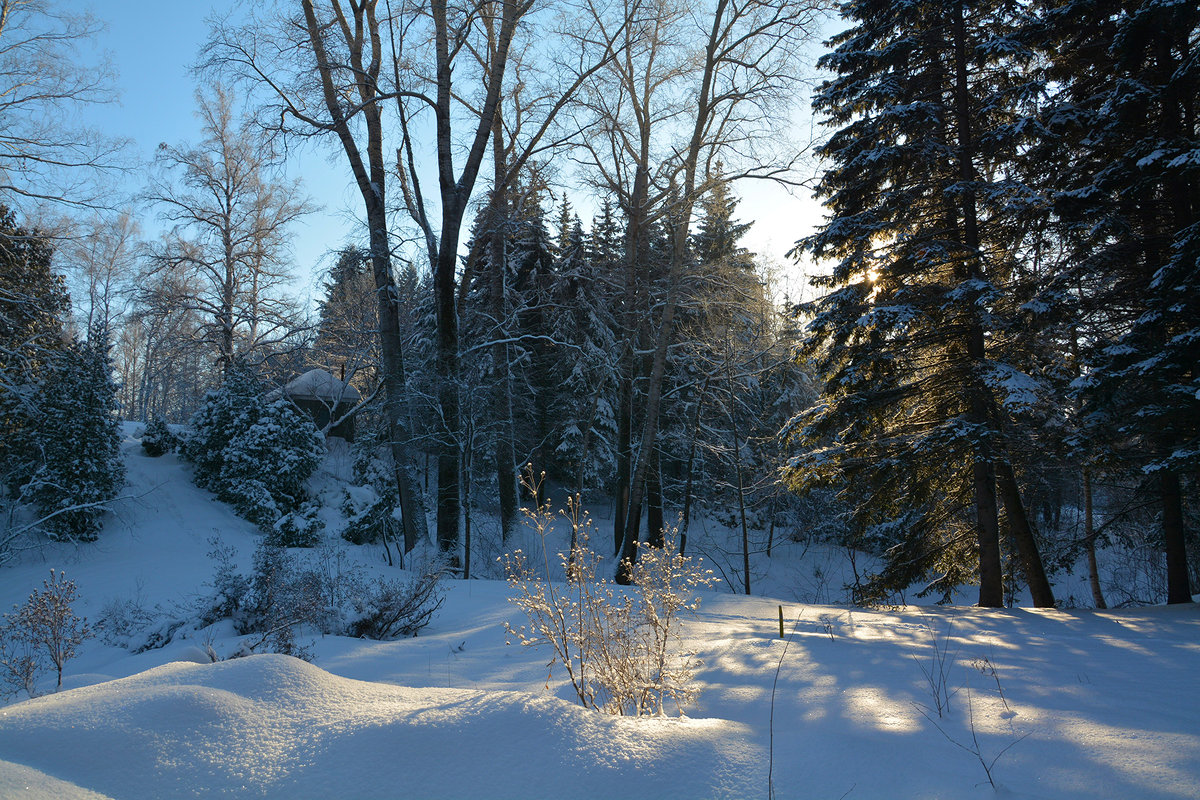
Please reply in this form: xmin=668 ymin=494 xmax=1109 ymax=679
xmin=550 ymin=207 xmax=619 ymax=495
xmin=311 ymin=248 xmax=380 ymax=393
xmin=183 ymin=364 xmax=265 ymax=492
xmin=1033 ymin=0 xmax=1199 ymax=603
xmin=183 ymin=363 xmax=324 ymax=530
xmin=30 ymin=330 xmax=125 ymax=541
xmin=789 ymin=0 xmax=1053 ymax=606
xmin=1 ymin=207 xmax=71 ymax=497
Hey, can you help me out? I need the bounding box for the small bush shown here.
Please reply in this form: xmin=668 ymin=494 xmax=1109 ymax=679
xmin=141 ymin=416 xmax=177 ymax=457
xmin=197 ymin=536 xmax=251 ymax=627
xmin=96 ymin=588 xmax=161 ymax=649
xmin=269 ymin=504 xmax=325 ymax=548
xmin=192 ymin=536 xmax=438 ymax=656
xmin=349 ymin=571 xmax=445 ymax=639
xmin=503 ymin=470 xmax=714 ymax=716
xmin=1 ymin=570 xmax=93 ymax=696
xmin=340 ymin=491 xmax=396 ymax=545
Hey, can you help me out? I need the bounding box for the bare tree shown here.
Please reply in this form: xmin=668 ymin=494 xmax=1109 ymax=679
xmin=378 ymin=0 xmax=532 ymax=560
xmin=120 ymin=267 xmax=213 ymax=421
xmin=203 ymin=1 xmax=440 ymax=552
xmin=57 ymin=209 xmax=140 ymax=336
xmin=143 ymin=85 xmax=311 ymax=373
xmin=0 ymin=0 xmax=126 ymax=210
xmin=570 ymin=0 xmax=821 ymax=581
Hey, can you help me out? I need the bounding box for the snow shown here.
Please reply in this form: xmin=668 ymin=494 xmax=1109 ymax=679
xmin=278 ymin=369 xmax=361 ymax=402
xmin=1 ymin=426 xmax=1199 ymax=799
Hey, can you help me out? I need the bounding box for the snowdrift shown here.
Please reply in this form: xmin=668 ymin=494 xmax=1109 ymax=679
xmin=0 ymin=654 xmax=754 ymax=799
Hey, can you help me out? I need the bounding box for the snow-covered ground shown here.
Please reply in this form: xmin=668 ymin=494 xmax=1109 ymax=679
xmin=1 ymin=427 xmax=1197 ymax=799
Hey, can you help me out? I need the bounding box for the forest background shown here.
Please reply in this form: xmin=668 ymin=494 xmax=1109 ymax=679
xmin=1 ymin=0 xmax=1196 ymax=610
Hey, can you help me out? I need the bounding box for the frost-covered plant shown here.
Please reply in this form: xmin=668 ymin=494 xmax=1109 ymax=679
xmin=503 ymin=469 xmax=714 ymax=716
xmin=340 ymin=488 xmax=393 ymax=545
xmin=184 ymin=367 xmax=325 ymax=530
xmin=198 ymin=536 xmax=251 ymax=627
xmin=349 ymin=570 xmax=445 ymax=639
xmin=1 ymin=570 xmax=92 ymax=694
xmin=0 ymin=619 xmax=42 ymax=699
xmin=29 ymin=339 xmax=125 ymax=541
xmin=140 ymin=415 xmax=177 ymax=457
xmin=269 ymin=504 xmax=325 ymax=548
xmin=96 ymin=585 xmax=161 ymax=649
xmin=183 ymin=365 xmax=263 ymax=490
xmin=219 ymin=398 xmax=324 ymax=517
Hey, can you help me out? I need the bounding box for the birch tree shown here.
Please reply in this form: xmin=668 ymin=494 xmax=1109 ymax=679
xmin=144 ymin=85 xmax=310 ymax=373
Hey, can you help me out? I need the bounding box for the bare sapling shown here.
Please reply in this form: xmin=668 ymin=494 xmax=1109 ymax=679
xmin=503 ymin=467 xmax=714 ymax=715
xmin=2 ymin=570 xmax=93 ymax=694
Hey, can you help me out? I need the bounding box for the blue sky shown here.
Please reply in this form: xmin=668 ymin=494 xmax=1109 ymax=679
xmin=70 ymin=1 xmax=357 ymax=303
xmin=67 ymin=0 xmax=819 ymax=305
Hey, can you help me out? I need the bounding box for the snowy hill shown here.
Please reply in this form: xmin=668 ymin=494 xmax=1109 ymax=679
xmin=0 ymin=428 xmax=1198 ymax=799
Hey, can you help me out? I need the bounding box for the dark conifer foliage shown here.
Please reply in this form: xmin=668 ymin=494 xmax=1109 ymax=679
xmin=2 ymin=211 xmax=124 ymax=543
xmin=31 ymin=331 xmax=125 ymax=541
xmin=1030 ymin=0 xmax=1199 ymax=603
xmin=1 ymin=207 xmax=71 ymax=498
xmin=788 ymin=0 xmax=1053 ymax=606
xmin=312 ymin=248 xmax=380 ymax=394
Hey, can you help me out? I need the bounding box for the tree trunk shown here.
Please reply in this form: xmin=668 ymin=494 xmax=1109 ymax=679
xmin=1161 ymin=470 xmax=1193 ymax=604
xmin=951 ymin=0 xmax=1003 ymax=607
xmin=463 ymin=423 xmax=473 ymax=580
xmin=679 ymin=377 xmax=709 ymax=555
xmin=727 ymin=362 xmax=751 ymax=595
xmin=300 ymin=0 xmax=428 ymax=553
xmin=1083 ymin=468 xmax=1107 ymax=609
xmin=996 ymin=461 xmax=1055 ymax=607
xmin=646 ymin=446 xmax=664 ymax=549
xmin=490 ymin=113 xmax=519 ymax=543
xmin=613 ymin=369 xmax=633 ymax=557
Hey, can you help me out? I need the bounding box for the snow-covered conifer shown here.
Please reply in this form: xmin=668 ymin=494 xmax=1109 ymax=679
xmin=30 ymin=332 xmax=125 ymax=541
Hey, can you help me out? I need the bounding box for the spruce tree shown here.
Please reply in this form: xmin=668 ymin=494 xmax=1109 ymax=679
xmin=0 ymin=207 xmax=70 ymax=498
xmin=312 ymin=248 xmax=380 ymax=392
xmin=1033 ymin=0 xmax=1199 ymax=603
xmin=550 ymin=208 xmax=619 ymax=495
xmin=790 ymin=0 xmax=1053 ymax=606
xmin=31 ymin=331 xmax=125 ymax=541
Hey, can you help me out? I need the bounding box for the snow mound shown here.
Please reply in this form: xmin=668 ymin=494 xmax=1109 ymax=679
xmin=0 ymin=654 xmax=754 ymax=799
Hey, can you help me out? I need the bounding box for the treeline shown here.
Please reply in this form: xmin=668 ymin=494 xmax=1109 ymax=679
xmin=312 ymin=180 xmax=812 ymax=581
xmin=1 ymin=0 xmax=1194 ymax=607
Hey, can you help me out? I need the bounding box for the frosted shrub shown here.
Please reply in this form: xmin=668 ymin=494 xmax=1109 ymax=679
xmin=349 ymin=571 xmax=445 ymax=639
xmin=140 ymin=415 xmax=177 ymax=457
xmin=184 ymin=368 xmax=324 ymax=530
xmin=97 ymin=589 xmax=161 ymax=649
xmin=503 ymin=470 xmax=714 ymax=716
xmin=1 ymin=570 xmax=92 ymax=696
xmin=269 ymin=504 xmax=325 ymax=548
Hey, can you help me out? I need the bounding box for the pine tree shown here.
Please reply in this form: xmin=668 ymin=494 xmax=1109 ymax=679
xmin=789 ymin=0 xmax=1053 ymax=606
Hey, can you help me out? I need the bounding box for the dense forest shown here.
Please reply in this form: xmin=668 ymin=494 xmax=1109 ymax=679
xmin=1 ymin=0 xmax=1195 ymax=608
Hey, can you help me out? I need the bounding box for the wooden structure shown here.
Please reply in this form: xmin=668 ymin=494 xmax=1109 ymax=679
xmin=280 ymin=369 xmax=361 ymax=441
